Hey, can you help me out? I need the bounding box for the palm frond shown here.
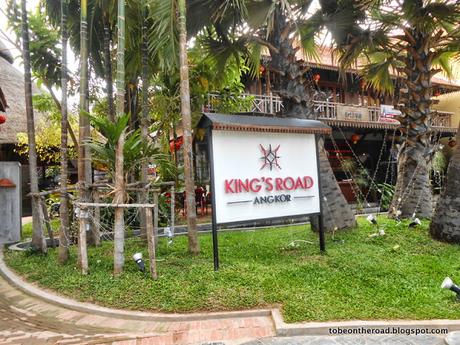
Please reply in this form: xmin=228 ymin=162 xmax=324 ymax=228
xmin=360 ymin=52 xmax=400 ymax=95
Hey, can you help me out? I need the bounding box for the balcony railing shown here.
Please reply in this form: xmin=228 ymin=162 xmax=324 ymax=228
xmin=206 ymin=93 xmax=283 ymax=114
xmin=205 ymin=93 xmax=454 ymax=128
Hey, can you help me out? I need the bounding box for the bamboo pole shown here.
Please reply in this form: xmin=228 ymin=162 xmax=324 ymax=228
xmin=145 ymin=207 xmax=157 ymax=280
xmin=92 ymin=189 xmax=101 ymax=246
xmin=153 ymin=191 xmax=159 ymax=249
xmin=75 ymin=202 xmax=156 ymax=208
xmin=40 ymin=197 xmax=55 ymax=248
xmin=78 ymin=204 xmax=89 ymax=274
xmin=170 ymin=185 xmax=175 ymax=237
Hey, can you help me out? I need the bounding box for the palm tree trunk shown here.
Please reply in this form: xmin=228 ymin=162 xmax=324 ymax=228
xmin=103 ymin=7 xmax=115 ymax=122
xmin=430 ymin=122 xmax=460 ymax=242
xmin=269 ymin=7 xmax=355 ymax=231
xmin=178 ymin=0 xmax=199 ymax=255
xmin=139 ymin=0 xmax=149 ymax=240
xmin=113 ymin=0 xmax=126 ymax=276
xmin=59 ymin=0 xmax=70 ymax=263
xmin=20 ymin=0 xmax=46 ymax=253
xmin=389 ymin=33 xmax=433 ymax=219
xmin=78 ymin=0 xmax=89 ymax=274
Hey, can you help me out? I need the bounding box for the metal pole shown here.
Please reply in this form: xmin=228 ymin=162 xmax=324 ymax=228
xmin=318 ymin=214 xmax=326 ymax=252
xmin=315 ymin=134 xmax=326 ymax=253
xmin=208 ymin=128 xmax=219 ymax=271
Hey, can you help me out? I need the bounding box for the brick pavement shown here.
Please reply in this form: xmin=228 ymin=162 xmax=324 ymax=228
xmin=0 ymin=275 xmax=275 ymax=344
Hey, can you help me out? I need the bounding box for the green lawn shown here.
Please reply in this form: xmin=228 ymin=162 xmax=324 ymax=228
xmin=5 ymin=216 xmax=460 ymax=323
xmin=21 ymin=219 xmax=60 ymax=240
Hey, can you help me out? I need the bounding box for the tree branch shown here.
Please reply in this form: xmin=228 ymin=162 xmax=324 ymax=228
xmin=247 ymin=35 xmax=280 ymax=55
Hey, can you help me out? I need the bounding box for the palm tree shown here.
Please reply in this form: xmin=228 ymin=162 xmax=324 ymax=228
xmin=78 ymin=0 xmax=89 ymax=274
xmin=177 ymin=0 xmax=356 ymax=231
xmin=113 ymin=0 xmax=126 ymax=276
xmin=150 ymin=0 xmax=200 ymax=252
xmin=430 ymin=123 xmax=460 ymax=243
xmin=20 ymin=0 xmax=46 ymax=253
xmin=178 ymin=0 xmax=199 ymax=254
xmin=59 ymin=0 xmax=70 ymax=263
xmin=310 ymin=0 xmax=460 ymax=219
xmin=102 ymin=0 xmax=115 ymax=121
xmin=139 ymin=0 xmax=150 ymax=240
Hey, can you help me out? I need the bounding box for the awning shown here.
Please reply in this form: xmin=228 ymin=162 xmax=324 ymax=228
xmin=198 ymin=112 xmax=331 ymax=135
xmin=322 ymin=119 xmax=458 ymax=134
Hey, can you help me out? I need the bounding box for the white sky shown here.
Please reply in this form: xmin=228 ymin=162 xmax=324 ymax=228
xmin=0 ymin=0 xmax=40 ymax=72
xmin=0 ymin=0 xmax=79 ymax=107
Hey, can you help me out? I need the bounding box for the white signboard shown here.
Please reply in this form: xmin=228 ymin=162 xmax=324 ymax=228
xmin=211 ymin=130 xmax=320 ymax=224
xmin=337 ymin=105 xmax=370 ymax=122
xmin=379 ymin=104 xmax=401 ymax=123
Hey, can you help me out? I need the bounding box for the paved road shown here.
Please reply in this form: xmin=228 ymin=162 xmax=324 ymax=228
xmin=241 ymin=334 xmax=446 ymax=345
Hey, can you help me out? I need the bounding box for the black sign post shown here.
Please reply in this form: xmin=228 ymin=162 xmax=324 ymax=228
xmin=207 ymin=127 xmax=220 ymax=271
xmin=198 ymin=113 xmax=331 ymax=270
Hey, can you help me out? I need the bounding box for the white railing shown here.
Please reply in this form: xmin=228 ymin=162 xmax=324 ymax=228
xmin=314 ymin=100 xmax=380 ymax=122
xmin=432 ymin=111 xmax=454 ymax=127
xmin=205 ymin=93 xmax=283 ymax=114
xmin=205 ymin=93 xmax=454 ymax=128
xmin=313 ymin=101 xmax=454 ymax=127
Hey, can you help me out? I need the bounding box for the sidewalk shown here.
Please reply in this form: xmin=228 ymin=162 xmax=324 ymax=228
xmin=240 ymin=334 xmax=447 ymax=345
xmin=0 ymin=250 xmax=274 ymax=344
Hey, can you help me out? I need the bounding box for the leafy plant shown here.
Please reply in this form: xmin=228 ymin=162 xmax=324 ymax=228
xmin=213 ymin=89 xmax=255 ymax=114
xmin=87 ymin=113 xmax=176 ymax=180
xmin=377 ymin=182 xmax=395 ymax=211
xmin=341 ymin=158 xmax=370 ymax=189
xmin=16 ymin=94 xmax=78 ymax=164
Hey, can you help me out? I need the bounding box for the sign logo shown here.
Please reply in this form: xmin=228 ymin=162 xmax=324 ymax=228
xmin=260 ymin=144 xmax=281 ymax=171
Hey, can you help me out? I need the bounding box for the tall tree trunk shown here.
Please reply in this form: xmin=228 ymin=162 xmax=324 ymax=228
xmin=78 ymin=0 xmax=89 ymax=274
xmin=178 ymin=0 xmax=199 ymax=255
xmin=139 ymin=0 xmax=150 ymax=240
xmin=389 ymin=31 xmax=433 ymax=219
xmin=21 ymin=0 xmax=46 ymax=253
xmin=268 ymin=7 xmax=355 ymax=231
xmin=103 ymin=6 xmax=115 ymax=122
xmin=59 ymin=0 xmax=70 ymax=263
xmin=430 ymin=123 xmax=460 ymax=242
xmin=113 ymin=0 xmax=126 ymax=276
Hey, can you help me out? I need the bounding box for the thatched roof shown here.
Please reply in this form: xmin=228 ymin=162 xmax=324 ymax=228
xmin=0 ymin=40 xmax=42 ymax=144
xmin=0 ymin=41 xmax=14 ymax=64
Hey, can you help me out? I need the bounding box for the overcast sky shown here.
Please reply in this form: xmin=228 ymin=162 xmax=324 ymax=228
xmin=0 ymin=0 xmax=39 ymax=71
xmin=0 ymin=0 xmax=80 ymax=107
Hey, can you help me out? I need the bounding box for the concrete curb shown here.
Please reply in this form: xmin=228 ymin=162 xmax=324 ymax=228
xmin=272 ymin=308 xmax=460 ymax=336
xmin=2 ymin=247 xmax=460 ymax=337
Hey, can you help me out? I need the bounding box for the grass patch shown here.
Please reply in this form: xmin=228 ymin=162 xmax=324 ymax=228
xmin=21 ymin=219 xmax=60 ymax=240
xmin=6 ymin=216 xmax=460 ymax=323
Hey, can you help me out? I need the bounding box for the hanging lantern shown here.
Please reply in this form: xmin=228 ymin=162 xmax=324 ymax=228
xmin=434 ymin=89 xmax=441 ymax=97
xmin=313 ymin=74 xmax=321 ymax=83
xmin=448 ymin=139 xmax=457 ymax=148
xmin=169 ymin=136 xmax=184 ymax=152
xmin=0 ymin=114 xmax=6 ymax=125
xmin=351 ymin=134 xmax=362 ymax=144
xmin=259 ymin=65 xmax=266 ymax=75
xmin=359 ymin=79 xmax=366 ymax=89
